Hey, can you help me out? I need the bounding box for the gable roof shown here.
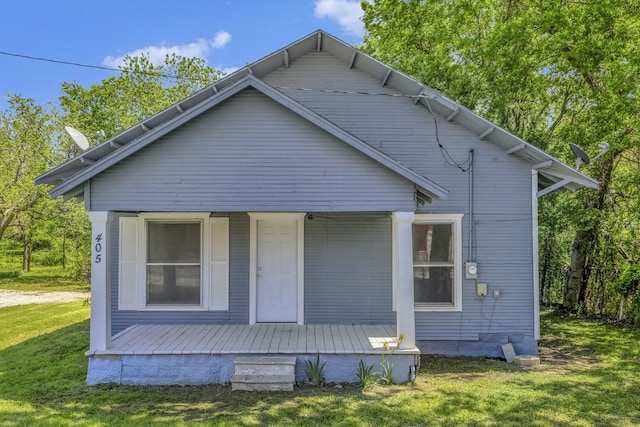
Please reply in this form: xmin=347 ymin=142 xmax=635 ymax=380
xmin=37 ymin=30 xmax=597 ymax=200
xmin=40 ymin=75 xmax=449 ymax=201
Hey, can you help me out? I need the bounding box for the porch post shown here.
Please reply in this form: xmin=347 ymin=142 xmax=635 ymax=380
xmin=88 ymin=211 xmax=112 ymax=351
xmin=392 ymin=211 xmax=416 ymax=349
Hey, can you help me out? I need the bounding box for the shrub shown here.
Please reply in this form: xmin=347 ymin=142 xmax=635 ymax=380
xmin=0 ymin=270 xmax=23 ymax=279
xmin=356 ymin=360 xmax=377 ymax=388
xmin=304 ymin=353 xmax=326 ymax=386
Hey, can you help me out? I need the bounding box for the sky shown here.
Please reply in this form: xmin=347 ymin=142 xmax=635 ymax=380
xmin=0 ymin=0 xmax=366 ymax=110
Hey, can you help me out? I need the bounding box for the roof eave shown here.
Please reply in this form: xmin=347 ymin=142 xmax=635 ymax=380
xmin=41 ymin=29 xmax=594 ymax=199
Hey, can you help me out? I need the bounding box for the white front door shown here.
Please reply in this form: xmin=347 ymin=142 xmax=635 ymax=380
xmin=256 ymin=218 xmax=298 ymax=322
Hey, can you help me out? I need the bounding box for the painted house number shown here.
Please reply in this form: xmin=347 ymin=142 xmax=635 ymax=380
xmin=94 ymin=233 xmax=103 ymax=263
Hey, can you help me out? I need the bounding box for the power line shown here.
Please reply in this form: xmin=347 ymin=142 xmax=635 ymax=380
xmin=277 ymin=86 xmax=419 ymax=99
xmin=1 ymin=49 xmax=474 ymax=167
xmin=0 ymin=50 xmax=443 ymax=100
xmin=0 ymin=50 xmax=216 ymax=83
xmin=0 ymin=50 xmax=439 ymax=98
xmin=0 ymin=50 xmax=123 ymax=73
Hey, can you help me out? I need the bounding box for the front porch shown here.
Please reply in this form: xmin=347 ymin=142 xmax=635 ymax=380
xmin=86 ymin=324 xmax=420 ymax=385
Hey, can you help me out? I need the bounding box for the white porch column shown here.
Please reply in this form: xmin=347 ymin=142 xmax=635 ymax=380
xmin=89 ymin=211 xmax=112 ymax=351
xmin=392 ymin=211 xmax=416 ymax=349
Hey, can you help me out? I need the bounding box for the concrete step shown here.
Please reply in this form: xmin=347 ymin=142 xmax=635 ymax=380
xmin=513 ymin=354 xmax=540 ymax=367
xmin=234 ymin=364 xmax=294 ymax=376
xmin=231 ymin=357 xmax=297 ymax=391
xmin=231 ymin=374 xmax=295 ymax=392
xmin=233 ymin=357 xmax=296 ymax=376
xmin=234 ymin=356 xmax=297 ymax=366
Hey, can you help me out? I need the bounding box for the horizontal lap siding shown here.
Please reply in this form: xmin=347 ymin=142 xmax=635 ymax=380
xmin=268 ymin=52 xmax=535 ymax=339
xmin=90 ymin=89 xmax=416 ymax=212
xmin=111 ymin=212 xmax=249 ymax=334
xmin=107 ymin=50 xmax=535 ymax=340
xmin=304 ymin=213 xmax=395 ymax=324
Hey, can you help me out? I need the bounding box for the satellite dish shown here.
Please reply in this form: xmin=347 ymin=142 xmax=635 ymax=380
xmin=570 ymin=143 xmax=590 ymax=168
xmin=569 ymin=142 xmax=610 ymax=170
xmin=64 ymin=126 xmax=89 ymax=151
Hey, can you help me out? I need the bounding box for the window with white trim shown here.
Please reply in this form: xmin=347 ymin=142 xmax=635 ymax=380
xmin=412 ymin=214 xmax=463 ymax=311
xmin=146 ymin=221 xmax=201 ymax=306
xmin=118 ymin=213 xmax=229 ymax=311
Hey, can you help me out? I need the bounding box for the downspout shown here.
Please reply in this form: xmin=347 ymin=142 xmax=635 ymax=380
xmin=532 ymin=170 xmax=540 ymax=340
xmin=469 ymin=150 xmax=475 ymax=261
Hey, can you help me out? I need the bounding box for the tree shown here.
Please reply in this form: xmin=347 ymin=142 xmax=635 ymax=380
xmin=0 ymin=54 xmax=223 ymax=276
xmin=58 ymin=54 xmax=224 ymax=144
xmin=0 ymin=95 xmax=55 ymax=241
xmin=47 ymin=54 xmax=224 ymax=277
xmin=362 ymin=0 xmax=640 ymax=316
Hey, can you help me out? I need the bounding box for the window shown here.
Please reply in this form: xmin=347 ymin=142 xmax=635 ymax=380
xmin=118 ymin=213 xmax=229 ymax=311
xmin=412 ymin=214 xmax=463 ymax=311
xmin=146 ymin=222 xmax=201 ymax=306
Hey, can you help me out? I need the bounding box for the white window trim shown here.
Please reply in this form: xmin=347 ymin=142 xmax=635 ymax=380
xmin=413 ymin=213 xmax=463 ymax=312
xmin=132 ymin=212 xmax=226 ymax=311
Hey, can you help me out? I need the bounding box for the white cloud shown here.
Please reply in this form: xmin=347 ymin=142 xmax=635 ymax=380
xmin=314 ymin=0 xmax=365 ymax=37
xmin=103 ymin=31 xmax=232 ymax=68
xmin=219 ymin=66 xmax=240 ymax=76
xmin=211 ymin=31 xmax=232 ymax=48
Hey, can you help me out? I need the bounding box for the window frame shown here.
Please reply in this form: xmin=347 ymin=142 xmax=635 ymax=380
xmin=145 ymin=220 xmax=203 ymax=307
xmin=412 ymin=213 xmax=463 ymax=312
xmin=135 ymin=213 xmax=218 ymax=311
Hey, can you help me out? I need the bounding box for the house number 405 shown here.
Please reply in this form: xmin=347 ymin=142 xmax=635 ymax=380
xmin=94 ymin=233 xmax=103 ymax=263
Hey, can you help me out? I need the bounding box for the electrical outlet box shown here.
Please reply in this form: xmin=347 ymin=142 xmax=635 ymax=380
xmin=476 ymin=282 xmax=488 ymax=297
xmin=493 ymin=289 xmax=500 ymax=298
xmin=465 ymin=262 xmax=478 ymax=279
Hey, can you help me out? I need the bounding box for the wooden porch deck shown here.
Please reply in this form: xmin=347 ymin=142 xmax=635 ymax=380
xmin=88 ymin=324 xmax=420 ymax=356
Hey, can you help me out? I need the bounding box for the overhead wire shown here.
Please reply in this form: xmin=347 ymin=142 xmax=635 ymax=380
xmin=421 ymin=97 xmax=473 ymax=172
xmin=0 ymin=50 xmax=216 ymax=83
xmin=3 ymin=49 xmax=475 ymax=171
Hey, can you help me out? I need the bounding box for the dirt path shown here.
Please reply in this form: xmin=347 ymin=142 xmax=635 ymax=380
xmin=0 ymin=289 xmax=90 ymax=307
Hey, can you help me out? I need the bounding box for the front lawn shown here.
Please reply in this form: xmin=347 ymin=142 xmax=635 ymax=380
xmin=0 ymin=264 xmax=89 ymax=292
xmin=0 ymin=304 xmax=638 ymax=426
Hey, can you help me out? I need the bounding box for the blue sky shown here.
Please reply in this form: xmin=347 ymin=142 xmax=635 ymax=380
xmin=0 ymin=0 xmax=365 ymax=109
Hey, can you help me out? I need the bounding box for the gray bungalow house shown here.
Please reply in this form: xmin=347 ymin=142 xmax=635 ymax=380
xmin=37 ymin=30 xmax=597 ymax=386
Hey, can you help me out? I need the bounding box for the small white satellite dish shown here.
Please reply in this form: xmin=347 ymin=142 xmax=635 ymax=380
xmin=569 ymin=142 xmax=609 ymax=170
xmin=64 ymin=126 xmax=89 ymax=151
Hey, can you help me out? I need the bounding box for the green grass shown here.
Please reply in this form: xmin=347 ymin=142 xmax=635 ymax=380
xmin=1 ymin=305 xmax=639 ymax=426
xmin=0 ymin=247 xmax=89 ymax=292
xmin=0 ymin=265 xmax=89 ymax=292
